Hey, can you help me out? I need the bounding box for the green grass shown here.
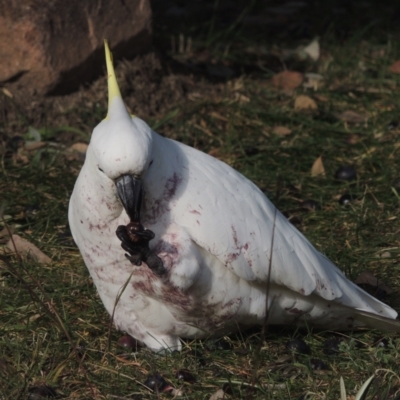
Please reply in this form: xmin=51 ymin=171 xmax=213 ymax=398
xmin=2 ymin=1 xmax=400 ymax=398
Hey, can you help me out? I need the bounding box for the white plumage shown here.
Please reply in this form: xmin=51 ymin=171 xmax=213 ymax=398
xmin=68 ymin=42 xmax=400 ymax=351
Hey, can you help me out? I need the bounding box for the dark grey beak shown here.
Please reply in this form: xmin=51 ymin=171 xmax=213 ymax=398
xmin=116 ymin=175 xmax=143 ymax=221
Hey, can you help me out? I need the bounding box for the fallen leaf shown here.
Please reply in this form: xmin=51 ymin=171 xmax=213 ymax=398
xmin=69 ymin=142 xmax=88 ymax=154
xmin=272 ymin=126 xmax=292 ymax=136
xmin=6 ymin=234 xmax=51 ymax=264
xmin=294 ymin=95 xmax=318 ymax=111
xmin=338 ymin=110 xmax=367 ymax=124
xmin=302 ymin=37 xmax=320 ymax=61
xmin=355 ymin=271 xmax=393 ymax=294
xmin=389 ymin=60 xmax=400 ymax=74
xmin=272 ymin=71 xmax=303 ymax=90
xmin=209 ymin=389 xmax=226 ymax=400
xmin=2 ymin=88 xmax=13 ymax=98
xmin=25 ymin=141 xmax=46 ymax=151
xmin=311 ymin=155 xmax=325 ymax=177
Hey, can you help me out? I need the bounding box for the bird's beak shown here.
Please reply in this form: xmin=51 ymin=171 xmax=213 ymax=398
xmin=116 ymin=175 xmax=143 ymax=221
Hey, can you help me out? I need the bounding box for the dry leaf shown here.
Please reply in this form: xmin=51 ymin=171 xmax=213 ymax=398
xmin=272 ymin=126 xmax=292 ymax=136
xmin=25 ymin=141 xmax=46 ymax=151
xmin=6 ymin=234 xmax=51 ymax=264
xmin=338 ymin=110 xmax=367 ymax=124
xmin=355 ymin=271 xmax=393 ymax=294
xmin=69 ymin=142 xmax=88 ymax=154
xmin=294 ymin=95 xmax=318 ymax=111
xmin=302 ymin=37 xmax=320 ymax=61
xmin=209 ymin=389 xmax=226 ymax=400
xmin=311 ymin=155 xmax=325 ymax=177
xmin=2 ymin=87 xmax=13 ymax=98
xmin=272 ymin=71 xmax=303 ymax=90
xmin=210 ymin=112 xmax=228 ymax=122
xmin=389 ymin=60 xmax=400 ymax=74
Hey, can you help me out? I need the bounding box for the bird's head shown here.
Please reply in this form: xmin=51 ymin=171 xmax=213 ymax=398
xmin=88 ymin=40 xmax=154 ymax=221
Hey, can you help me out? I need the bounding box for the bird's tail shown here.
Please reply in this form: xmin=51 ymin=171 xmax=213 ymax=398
xmin=353 ymin=308 xmax=400 ymax=333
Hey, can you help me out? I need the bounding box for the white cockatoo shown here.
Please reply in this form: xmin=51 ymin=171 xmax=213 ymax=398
xmin=69 ymin=41 xmax=400 ymax=352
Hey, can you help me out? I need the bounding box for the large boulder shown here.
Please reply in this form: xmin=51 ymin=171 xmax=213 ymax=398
xmin=0 ymin=0 xmax=152 ymax=95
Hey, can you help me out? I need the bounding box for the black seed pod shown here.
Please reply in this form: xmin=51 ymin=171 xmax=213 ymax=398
xmin=117 ymin=334 xmax=140 ymax=351
xmin=28 ymin=386 xmax=57 ymax=399
xmin=373 ymin=337 xmax=389 ymax=348
xmin=310 ymin=358 xmax=329 ymax=370
xmin=176 ymin=369 xmax=196 ymax=383
xmin=323 ymin=338 xmax=341 ymax=356
xmin=334 ymin=166 xmax=357 ymax=181
xmin=144 ymin=373 xmax=167 ymax=392
xmin=339 ymin=193 xmax=353 ymax=205
xmin=301 ymin=199 xmax=320 ymax=211
xmin=286 ymin=338 xmax=311 ymax=354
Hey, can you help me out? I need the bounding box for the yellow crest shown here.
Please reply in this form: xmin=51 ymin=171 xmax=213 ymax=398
xmin=104 ymin=40 xmax=122 ymax=119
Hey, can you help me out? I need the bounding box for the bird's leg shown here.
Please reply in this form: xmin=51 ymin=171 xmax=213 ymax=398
xmin=116 ymin=224 xmax=166 ymax=276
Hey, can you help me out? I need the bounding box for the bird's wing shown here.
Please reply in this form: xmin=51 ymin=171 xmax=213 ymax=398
xmin=173 ymin=142 xmax=395 ymax=317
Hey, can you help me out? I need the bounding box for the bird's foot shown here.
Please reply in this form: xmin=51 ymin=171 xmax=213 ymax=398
xmin=116 ymin=225 xmax=166 ymax=276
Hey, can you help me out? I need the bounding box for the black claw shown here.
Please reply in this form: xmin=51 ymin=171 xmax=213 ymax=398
xmin=146 ymin=253 xmax=166 ymax=276
xmin=125 ymin=253 xmax=143 ymax=266
xmin=116 ymin=225 xmax=129 ymax=243
xmin=134 ymin=229 xmax=155 ymax=241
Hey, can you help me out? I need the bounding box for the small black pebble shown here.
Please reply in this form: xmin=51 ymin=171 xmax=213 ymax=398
xmin=334 ymin=166 xmax=357 ymax=181
xmin=28 ymin=386 xmax=57 ymax=399
xmin=144 ymin=373 xmax=167 ymax=392
xmin=339 ymin=193 xmax=353 ymax=205
xmin=117 ymin=334 xmax=140 ymax=351
xmin=301 ymin=199 xmax=320 ymax=211
xmin=206 ymin=338 xmax=233 ymax=351
xmin=323 ymin=338 xmax=341 ymax=356
xmin=176 ymin=369 xmax=196 ymax=383
xmin=286 ymin=338 xmax=311 ymax=354
xmin=373 ymin=337 xmax=389 ymax=348
xmin=310 ymin=358 xmax=329 ymax=370
xmin=386 ymin=121 xmax=399 ymax=130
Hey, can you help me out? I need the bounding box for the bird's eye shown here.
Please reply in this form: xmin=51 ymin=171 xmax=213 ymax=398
xmin=98 ymin=167 xmax=104 ymax=173
xmin=149 ymin=160 xmax=154 ymax=166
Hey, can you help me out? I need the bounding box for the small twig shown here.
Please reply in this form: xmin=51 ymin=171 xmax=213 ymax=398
xmin=105 ymin=269 xmax=135 ymax=356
